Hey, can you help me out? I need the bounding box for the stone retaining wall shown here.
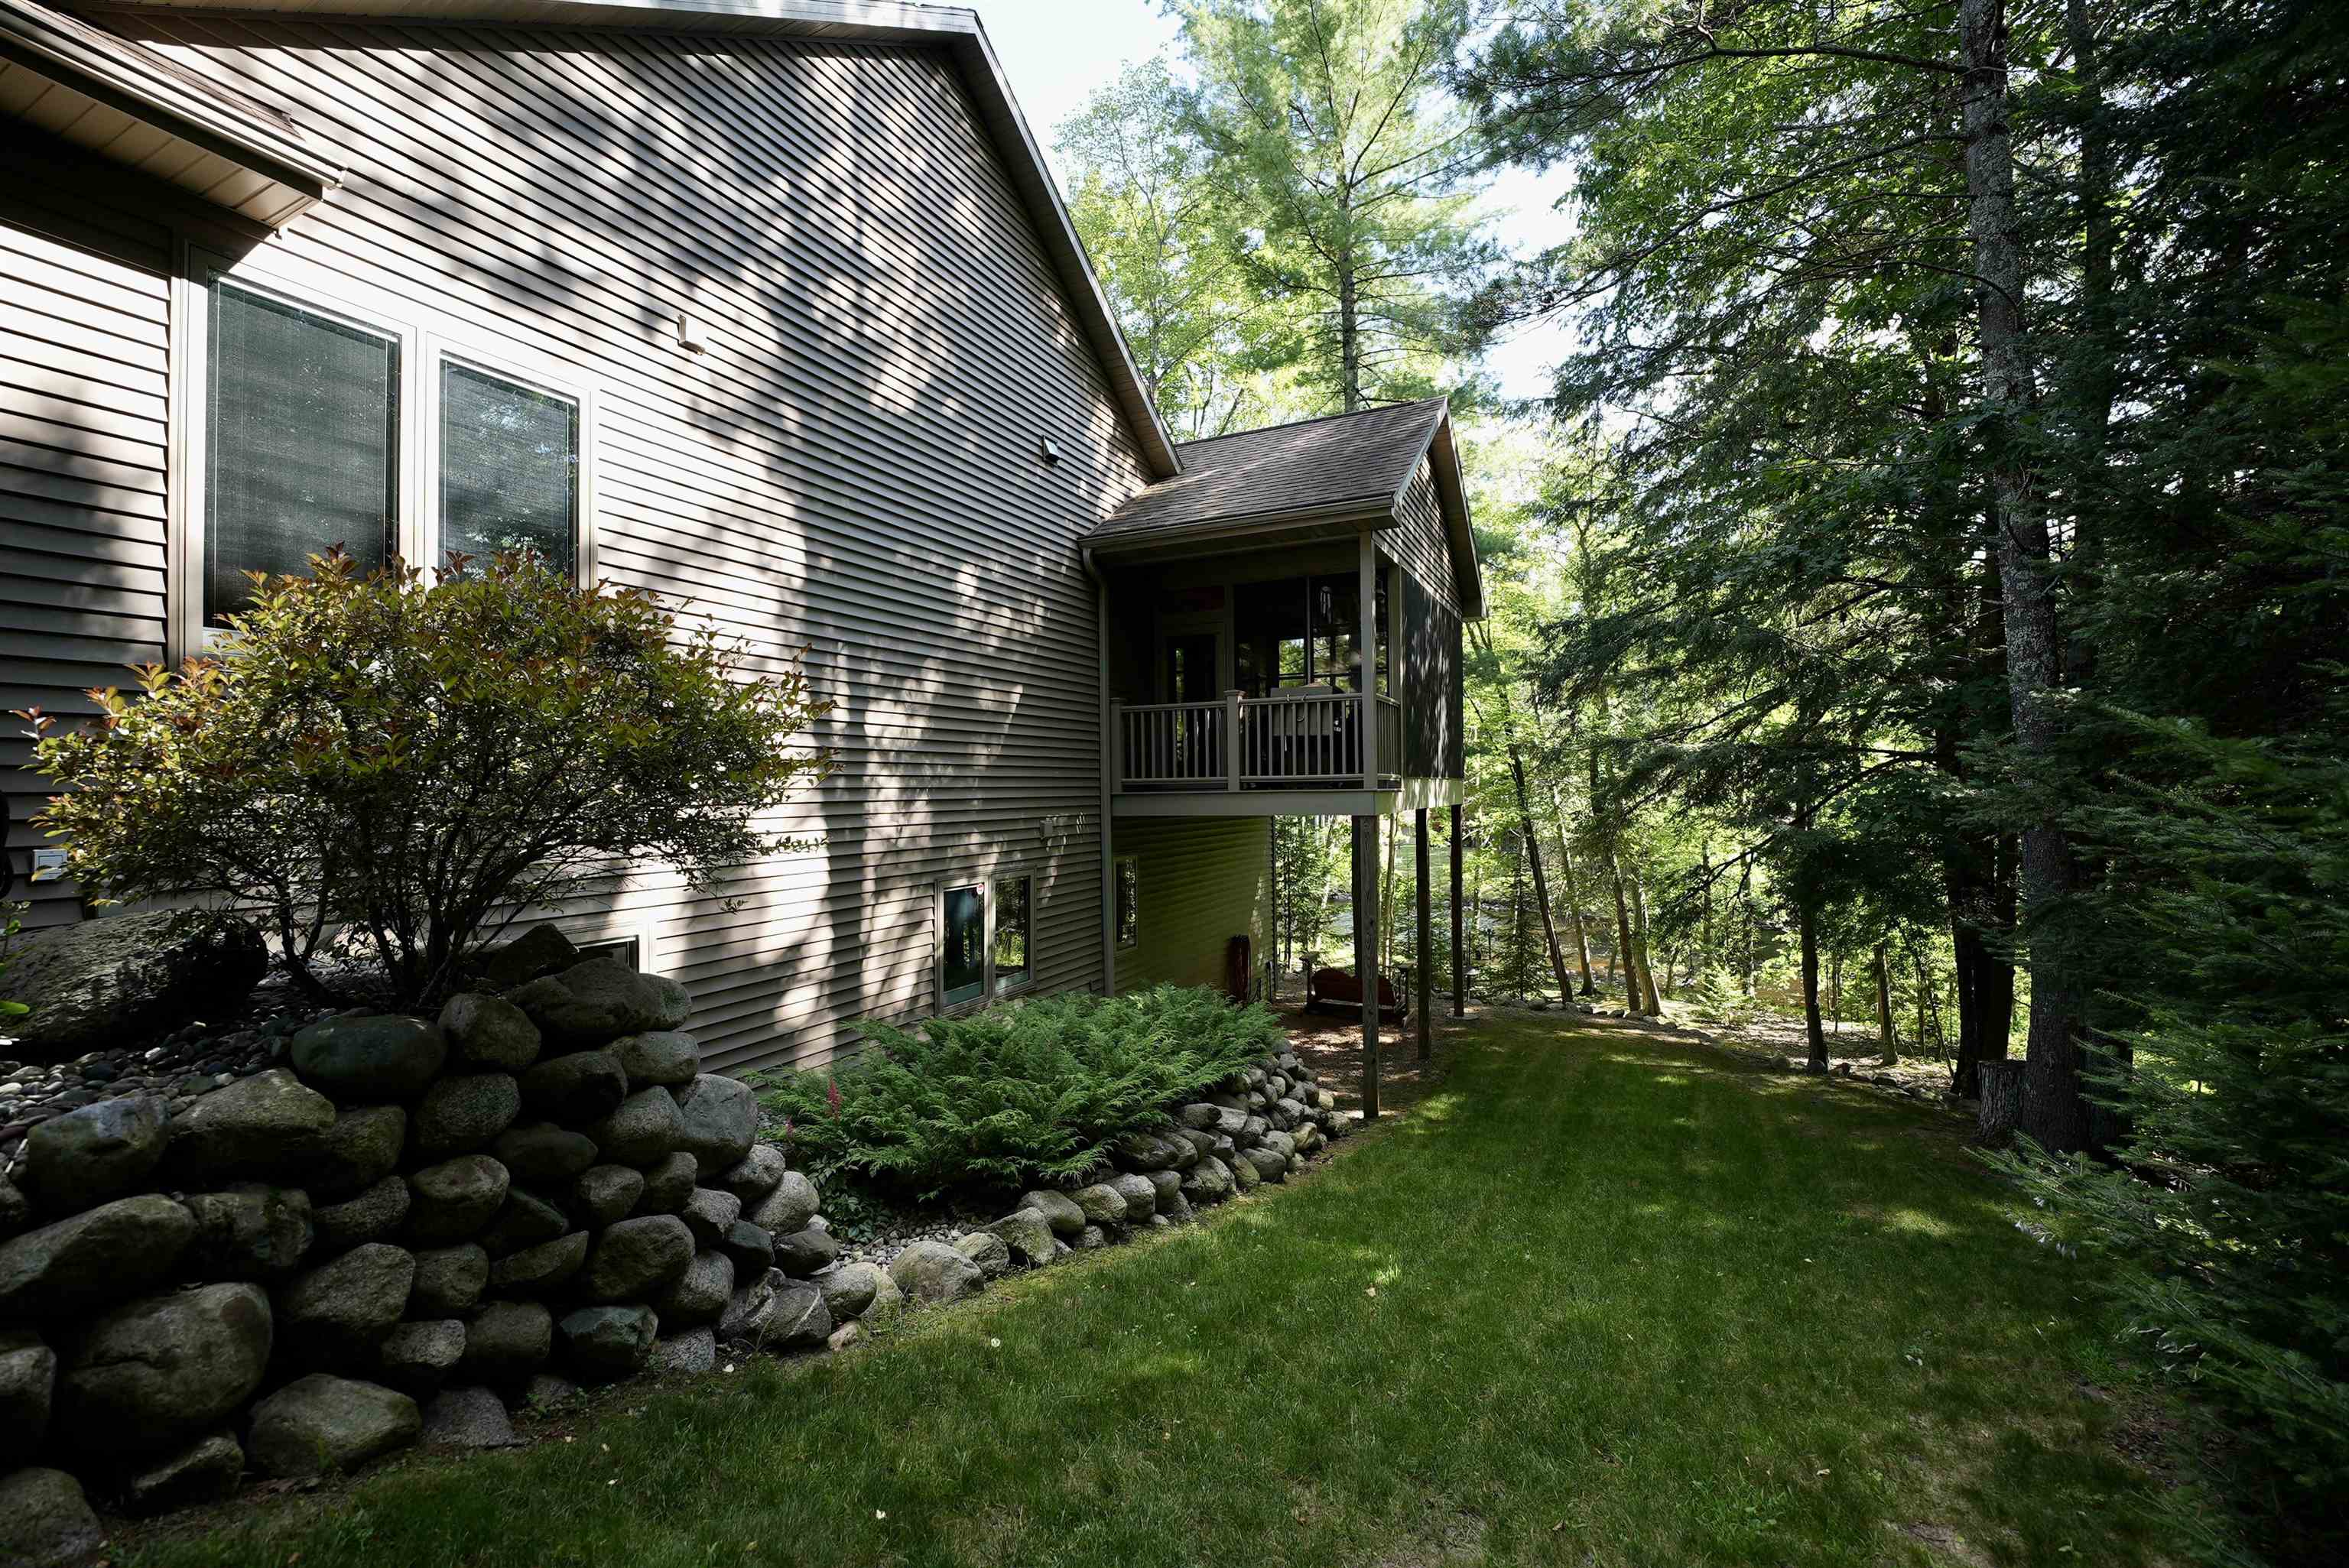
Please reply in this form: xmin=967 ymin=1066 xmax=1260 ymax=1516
xmin=0 ymin=932 xmax=1347 ymax=1566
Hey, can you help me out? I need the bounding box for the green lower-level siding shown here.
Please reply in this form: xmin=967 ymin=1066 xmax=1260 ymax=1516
xmin=1111 ymin=816 xmax=1272 ymax=995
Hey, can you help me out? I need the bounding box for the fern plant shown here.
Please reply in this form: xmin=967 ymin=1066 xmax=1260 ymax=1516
xmin=755 ymin=985 xmax=1284 ymax=1201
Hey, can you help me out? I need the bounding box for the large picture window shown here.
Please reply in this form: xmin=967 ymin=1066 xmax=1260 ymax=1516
xmin=439 ymin=359 xmax=580 ymax=574
xmin=939 ymin=876 xmax=1036 ymax=1009
xmin=204 ymin=281 xmax=399 ymax=623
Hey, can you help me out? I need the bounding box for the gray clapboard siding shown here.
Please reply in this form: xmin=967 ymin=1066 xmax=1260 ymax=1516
xmin=0 ymin=172 xmax=173 ymax=929
xmin=1113 ymin=816 xmax=1272 ymax=994
xmin=8 ymin=17 xmax=1162 ymax=1074
xmin=1390 ymin=460 xmax=1462 ymax=618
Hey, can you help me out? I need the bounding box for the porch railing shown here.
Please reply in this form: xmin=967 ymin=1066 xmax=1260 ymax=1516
xmin=1114 ymin=690 xmax=1403 ymax=791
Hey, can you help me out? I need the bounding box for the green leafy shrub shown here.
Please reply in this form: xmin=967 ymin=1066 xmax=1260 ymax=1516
xmin=23 ymin=550 xmax=831 ymax=1007
xmin=757 ymin=985 xmax=1285 ymax=1200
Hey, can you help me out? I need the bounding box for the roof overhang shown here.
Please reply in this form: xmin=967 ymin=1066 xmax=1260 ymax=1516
xmin=0 ymin=0 xmax=340 ymax=226
xmin=1413 ymin=407 xmax=1484 ymax=619
xmin=1081 ymin=501 xmax=1392 ymax=563
xmin=89 ymin=0 xmax=1183 ymax=479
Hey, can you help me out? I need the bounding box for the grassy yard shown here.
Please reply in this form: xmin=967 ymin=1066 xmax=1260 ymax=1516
xmin=126 ymin=1013 xmax=2191 ymax=1568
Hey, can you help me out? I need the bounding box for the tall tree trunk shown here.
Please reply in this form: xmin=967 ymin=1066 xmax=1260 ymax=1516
xmin=1739 ymin=858 xmax=1755 ymax=996
xmin=1548 ymin=784 xmax=1598 ymax=994
xmin=1828 ymin=949 xmax=1843 ymax=1037
xmin=1799 ymin=902 xmax=1828 ymax=1070
xmin=1873 ymin=942 xmax=1897 ymax=1065
xmin=1507 ymin=744 xmax=1575 ymax=1002
xmin=1627 ymin=869 xmax=1662 ymax=1014
xmin=1962 ymin=0 xmax=2087 ymax=1150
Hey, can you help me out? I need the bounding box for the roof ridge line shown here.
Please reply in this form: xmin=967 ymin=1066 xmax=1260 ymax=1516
xmin=1174 ymin=394 xmax=1447 ymax=451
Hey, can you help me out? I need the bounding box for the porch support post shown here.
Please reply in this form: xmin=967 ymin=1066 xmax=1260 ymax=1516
xmin=1415 ymin=807 xmax=1432 ymax=1060
xmin=1450 ymin=800 xmax=1467 ymax=1017
xmin=1224 ymin=688 xmax=1244 ymax=792
xmin=1358 ymin=532 xmax=1378 ymax=790
xmin=1353 ymin=811 xmax=1382 ymax=1122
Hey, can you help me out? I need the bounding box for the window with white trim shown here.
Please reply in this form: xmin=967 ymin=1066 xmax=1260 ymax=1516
xmin=938 ymin=876 xmax=1035 ymax=1009
xmin=188 ymin=261 xmax=591 ymax=648
xmin=203 ymin=281 xmax=401 ymax=625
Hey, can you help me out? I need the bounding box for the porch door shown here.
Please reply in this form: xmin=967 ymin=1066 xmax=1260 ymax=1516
xmin=1165 ymin=631 xmax=1222 ymax=780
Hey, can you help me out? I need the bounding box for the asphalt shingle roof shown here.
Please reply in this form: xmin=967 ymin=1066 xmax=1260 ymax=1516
xmin=1086 ymin=398 xmax=1448 ymax=544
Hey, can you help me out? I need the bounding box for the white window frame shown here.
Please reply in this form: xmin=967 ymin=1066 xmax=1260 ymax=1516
xmin=171 ymin=244 xmax=598 ymax=662
xmin=935 ymin=872 xmax=1038 ymax=1014
xmin=421 ymin=338 xmax=597 ymax=586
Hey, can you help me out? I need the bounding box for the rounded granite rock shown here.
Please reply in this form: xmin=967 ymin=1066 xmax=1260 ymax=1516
xmin=586 ymin=1086 xmax=684 ymax=1166
xmin=410 ymin=1073 xmax=522 ymax=1159
xmin=650 ymin=1248 xmax=733 ymax=1329
xmin=746 ymin=1170 xmax=820 ymax=1236
xmin=519 ymin=1050 xmax=627 ymax=1127
xmin=291 ymin=1014 xmax=447 ymax=1102
xmin=0 ymin=1193 xmax=196 ymax=1320
xmin=671 ymin=1074 xmax=757 ymax=1170
xmin=437 ymin=992 xmax=543 ymax=1073
xmin=557 ymin=1303 xmax=659 ymax=1383
xmin=459 ymin=1300 xmax=552 ymax=1382
xmin=54 ymin=1282 xmax=272 ymax=1456
xmin=181 ymin=1183 xmax=314 ymax=1281
xmin=632 ymin=1151 xmax=698 ymax=1216
xmin=612 ymin=1030 xmax=699 ymax=1088
xmin=311 ymin=1174 xmax=411 ymax=1253
xmin=247 ymin=1373 xmax=420 ymax=1479
xmin=492 ymin=1122 xmax=598 ymax=1184
xmin=579 ymin=1215 xmax=694 ymax=1303
xmin=307 ymin=1105 xmax=408 ymax=1200
xmin=571 ymin=1164 xmax=645 ymax=1229
xmin=280 ymin=1242 xmax=416 ymax=1362
xmin=20 ymin=1094 xmax=169 ymax=1213
xmin=404 ymin=1155 xmax=510 ymax=1245
xmin=408 ymin=1243 xmax=490 ymax=1316
xmin=163 ymin=1069 xmax=336 ymax=1184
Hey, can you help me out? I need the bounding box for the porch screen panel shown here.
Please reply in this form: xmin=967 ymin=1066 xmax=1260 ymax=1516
xmin=206 ymin=282 xmax=399 ymax=622
xmin=440 ymin=360 xmax=579 ymax=573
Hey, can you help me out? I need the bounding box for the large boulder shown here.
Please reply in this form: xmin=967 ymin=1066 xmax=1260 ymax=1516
xmin=979 ymin=1209 xmax=1056 ymax=1268
xmin=471 ymin=923 xmax=578 ymax=989
xmin=746 ymin=1170 xmax=819 ymax=1235
xmin=954 ymin=1232 xmax=1011 ymax=1280
xmin=557 ymin=1305 xmax=658 ymax=1382
xmin=280 ymin=1243 xmax=415 ymax=1362
xmin=508 ymin=959 xmax=690 ymax=1048
xmin=54 ymin=1282 xmax=272 ymax=1455
xmin=679 ymin=1187 xmax=741 ymax=1248
xmin=310 ymin=1175 xmax=410 ymax=1252
xmin=478 ymin=1189 xmax=569 ymax=1258
xmin=1179 ymin=1102 xmax=1247 ymax=1137
xmin=459 ymin=1300 xmax=551 ymax=1382
xmin=0 ymin=1467 xmax=102 ymax=1567
xmin=0 ymin=909 xmax=262 ymax=1063
xmin=1180 ymin=1155 xmax=1235 ymax=1203
xmin=410 ymin=1073 xmax=522 ymax=1158
xmin=308 ymin=1105 xmax=407 ymax=1200
xmin=377 ymin=1319 xmax=466 ymax=1397
xmin=119 ymin=1430 xmax=245 ymax=1515
xmin=650 ymin=1249 xmax=733 ymax=1329
xmin=771 ymin=1227 xmax=840 ymax=1278
xmin=421 ymin=1384 xmax=519 ymax=1449
xmin=612 ymin=1031 xmax=699 ymax=1088
xmin=1106 ymin=1173 xmax=1158 ymax=1222
xmin=579 ymin=1215 xmax=694 ymax=1302
xmin=520 ymin=1050 xmax=627 ymax=1126
xmin=651 ymin=1326 xmax=716 ymax=1376
xmin=571 ymin=1164 xmax=645 ymax=1229
xmin=1230 ymin=1151 xmax=1261 ymax=1193
xmin=586 ymin=1086 xmax=684 ymax=1165
xmin=1113 ymin=1131 xmax=1185 ymax=1173
xmin=1239 ymin=1147 xmax=1288 ymax=1183
xmin=0 ymin=1328 xmax=55 ymax=1466
xmin=1071 ymin=1183 xmax=1128 ymax=1227
xmin=671 ymin=1074 xmax=756 ymax=1169
xmin=886 ymin=1240 xmax=985 ymax=1307
xmin=489 ymin=1232 xmax=590 ymax=1296
xmin=404 ymin=1154 xmax=509 ymax=1244
xmin=246 ymin=1374 xmax=419 ymax=1478
xmin=812 ymin=1261 xmax=882 ymax=1322
xmin=291 ymin=1014 xmax=447 ymax=1102
xmin=1145 ymin=1169 xmax=1184 ymax=1213
xmin=20 ymin=1094 xmax=170 ymax=1213
xmin=408 ymin=1244 xmax=489 ymax=1316
xmin=182 ymin=1184 xmax=314 ymax=1281
xmin=1015 ymin=1190 xmax=1086 ymax=1238
xmin=0 ymin=1193 xmax=194 ymax=1318
xmin=716 ymin=1144 xmax=788 ymax=1203
xmin=437 ymin=992 xmax=542 ymax=1072
xmin=634 ymin=1151 xmax=699 ymax=1216
xmin=492 ymin=1122 xmax=598 ymax=1183
xmin=718 ymin=1219 xmax=775 ymax=1276
xmin=164 ymin=1069 xmax=337 ymax=1183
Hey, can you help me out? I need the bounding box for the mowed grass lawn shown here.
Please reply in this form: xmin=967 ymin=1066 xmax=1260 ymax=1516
xmin=127 ymin=1014 xmax=2188 ymax=1568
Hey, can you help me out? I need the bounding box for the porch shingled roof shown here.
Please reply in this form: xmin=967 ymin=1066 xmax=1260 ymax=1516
xmin=1086 ymin=398 xmax=1451 ymax=544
